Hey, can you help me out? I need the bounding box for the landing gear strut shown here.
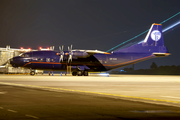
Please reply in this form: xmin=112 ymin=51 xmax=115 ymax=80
xmin=72 ymin=71 xmax=88 ymax=76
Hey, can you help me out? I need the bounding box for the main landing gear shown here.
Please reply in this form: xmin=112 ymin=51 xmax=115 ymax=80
xmin=72 ymin=71 xmax=88 ymax=76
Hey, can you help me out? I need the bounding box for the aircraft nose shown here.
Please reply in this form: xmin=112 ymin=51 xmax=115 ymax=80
xmin=11 ymin=56 xmax=20 ymax=61
xmin=10 ymin=57 xmax=22 ymax=67
xmin=10 ymin=58 xmax=15 ymax=66
xmin=10 ymin=58 xmax=13 ymax=62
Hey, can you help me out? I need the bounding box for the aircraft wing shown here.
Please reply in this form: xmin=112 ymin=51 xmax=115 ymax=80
xmin=72 ymin=49 xmax=110 ymax=58
xmin=86 ymin=50 xmax=110 ymax=55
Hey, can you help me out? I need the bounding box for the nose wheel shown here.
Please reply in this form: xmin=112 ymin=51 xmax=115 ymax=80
xmin=30 ymin=70 xmax=35 ymax=76
xmin=72 ymin=71 xmax=77 ymax=76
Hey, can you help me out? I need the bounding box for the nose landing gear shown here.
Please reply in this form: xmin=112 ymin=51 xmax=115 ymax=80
xmin=30 ymin=70 xmax=35 ymax=76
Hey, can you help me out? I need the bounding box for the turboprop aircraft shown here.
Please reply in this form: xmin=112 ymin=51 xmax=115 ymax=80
xmin=10 ymin=23 xmax=170 ymax=76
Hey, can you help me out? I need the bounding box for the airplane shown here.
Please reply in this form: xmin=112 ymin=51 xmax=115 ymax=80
xmin=10 ymin=23 xmax=170 ymax=76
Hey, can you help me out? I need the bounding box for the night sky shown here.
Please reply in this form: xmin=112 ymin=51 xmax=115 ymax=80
xmin=0 ymin=0 xmax=180 ymax=69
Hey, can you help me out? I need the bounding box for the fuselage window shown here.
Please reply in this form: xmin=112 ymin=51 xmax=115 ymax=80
xmin=39 ymin=58 xmax=43 ymax=62
xmin=46 ymin=58 xmax=50 ymax=62
xmin=23 ymin=59 xmax=29 ymax=62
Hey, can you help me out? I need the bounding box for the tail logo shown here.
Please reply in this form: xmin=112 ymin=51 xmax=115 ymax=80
xmin=151 ymin=30 xmax=161 ymax=41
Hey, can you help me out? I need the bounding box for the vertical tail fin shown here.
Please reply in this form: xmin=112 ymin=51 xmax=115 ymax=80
xmin=143 ymin=23 xmax=164 ymax=46
xmin=115 ymin=23 xmax=169 ymax=54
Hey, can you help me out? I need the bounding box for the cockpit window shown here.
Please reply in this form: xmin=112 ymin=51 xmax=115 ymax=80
xmin=19 ymin=53 xmax=30 ymax=57
xmin=25 ymin=54 xmax=30 ymax=57
xmin=19 ymin=53 xmax=24 ymax=57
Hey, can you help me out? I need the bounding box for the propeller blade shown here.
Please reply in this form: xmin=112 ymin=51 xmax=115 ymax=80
xmin=68 ymin=45 xmax=72 ymax=51
xmin=70 ymin=44 xmax=72 ymax=51
xmin=67 ymin=45 xmax=73 ymax=63
xmin=59 ymin=55 xmax=63 ymax=62
xmin=59 ymin=45 xmax=64 ymax=62
xmin=62 ymin=45 xmax=64 ymax=51
xmin=68 ymin=55 xmax=72 ymax=63
xmin=59 ymin=46 xmax=61 ymax=51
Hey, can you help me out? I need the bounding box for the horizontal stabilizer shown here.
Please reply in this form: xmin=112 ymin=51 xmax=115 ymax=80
xmin=153 ymin=52 xmax=170 ymax=57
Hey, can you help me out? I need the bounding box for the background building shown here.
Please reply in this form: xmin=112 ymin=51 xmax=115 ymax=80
xmin=0 ymin=45 xmax=32 ymax=74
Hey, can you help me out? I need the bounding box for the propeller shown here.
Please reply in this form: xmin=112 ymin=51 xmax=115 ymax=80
xmin=59 ymin=45 xmax=64 ymax=62
xmin=67 ymin=45 xmax=73 ymax=63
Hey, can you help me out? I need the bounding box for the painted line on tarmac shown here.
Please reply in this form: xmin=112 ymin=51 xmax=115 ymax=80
xmin=0 ymin=91 xmax=7 ymax=94
xmin=1 ymin=82 xmax=180 ymax=105
xmin=6 ymin=73 xmax=29 ymax=75
xmin=26 ymin=114 xmax=39 ymax=119
xmin=7 ymin=109 xmax=17 ymax=113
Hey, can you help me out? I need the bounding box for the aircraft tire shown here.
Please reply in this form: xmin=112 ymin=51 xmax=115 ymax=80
xmin=77 ymin=71 xmax=82 ymax=76
xmin=72 ymin=72 xmax=77 ymax=76
xmin=30 ymin=71 xmax=35 ymax=76
xmin=84 ymin=71 xmax=88 ymax=76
